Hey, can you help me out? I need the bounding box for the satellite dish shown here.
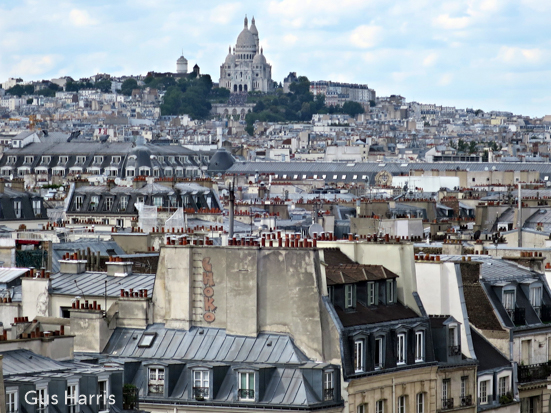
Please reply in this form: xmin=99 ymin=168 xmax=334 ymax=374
xmin=114 ymin=178 xmax=121 ymax=185
xmin=309 ymin=224 xmax=324 ymax=237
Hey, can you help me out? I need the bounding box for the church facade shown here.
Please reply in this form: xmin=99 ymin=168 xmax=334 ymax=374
xmin=219 ymin=16 xmax=273 ymax=93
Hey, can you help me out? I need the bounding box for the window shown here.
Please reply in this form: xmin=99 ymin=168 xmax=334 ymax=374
xmin=323 ymin=371 xmax=334 ymax=401
xmin=367 ymin=282 xmax=376 ymax=305
xmin=137 ymin=196 xmax=145 ymax=204
xmin=7 ymin=156 xmax=16 ymax=165
xmin=94 ymin=156 xmax=103 ymax=164
xmin=148 ymin=367 xmax=165 ymax=395
xmin=499 ymin=376 xmax=509 ymax=396
xmin=13 ymin=200 xmax=21 ymax=218
xmin=67 ymin=384 xmax=78 ymax=413
xmin=354 ymin=339 xmax=364 ymax=372
xmin=33 ymin=200 xmax=41 ymax=215
xmin=442 ymin=378 xmax=450 ymax=404
xmin=120 ymin=196 xmax=128 ymax=210
xmin=238 ymin=372 xmax=255 ymax=401
xmin=76 ymin=156 xmax=86 ymax=164
xmin=416 ymin=393 xmax=424 ymax=413
xmin=397 ymin=333 xmax=406 ymax=365
xmin=503 ymin=290 xmax=515 ymax=310
xmin=375 ymin=337 xmax=384 ymax=369
xmin=386 ymin=280 xmax=394 ymax=303
xmin=90 ymin=195 xmax=99 ymax=211
xmin=530 ymin=286 xmax=542 ymax=309
xmin=376 ymin=400 xmax=384 ymax=413
xmin=98 ymin=380 xmax=109 ymax=412
xmin=41 ymin=156 xmax=51 ymax=164
xmin=105 ymin=198 xmax=113 ymax=211
xmin=6 ymin=390 xmax=18 ymax=413
xmin=415 ymin=331 xmax=424 ymax=362
xmin=345 ymin=284 xmax=356 ymax=309
xmin=112 ymin=156 xmax=121 ymax=164
xmin=24 ymin=156 xmax=33 ymax=164
xmin=193 ymin=370 xmax=210 ymax=400
xmin=461 ymin=376 xmax=468 ymax=398
xmin=37 ymin=388 xmax=47 ymax=413
xmin=153 ymin=197 xmax=163 ymax=207
xmin=479 ymin=380 xmax=489 ymax=404
xmin=357 ymin=404 xmax=367 ymax=413
xmin=59 ymin=156 xmax=68 ymax=165
xmin=398 ymin=396 xmax=406 ymax=413
xmin=75 ymin=195 xmax=83 ymax=210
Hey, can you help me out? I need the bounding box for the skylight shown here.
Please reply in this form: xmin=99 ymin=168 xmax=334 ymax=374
xmin=138 ymin=332 xmax=157 ymax=348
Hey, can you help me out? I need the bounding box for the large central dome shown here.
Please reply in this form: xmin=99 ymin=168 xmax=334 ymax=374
xmin=236 ymin=28 xmax=256 ymax=49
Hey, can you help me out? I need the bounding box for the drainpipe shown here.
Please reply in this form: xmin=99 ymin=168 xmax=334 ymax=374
xmin=392 ymin=378 xmax=396 ymax=413
xmin=518 ymin=183 xmax=522 ymax=248
xmin=229 ymin=178 xmax=235 ymax=239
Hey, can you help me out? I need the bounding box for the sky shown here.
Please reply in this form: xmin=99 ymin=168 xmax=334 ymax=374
xmin=1 ymin=0 xmax=550 ymax=117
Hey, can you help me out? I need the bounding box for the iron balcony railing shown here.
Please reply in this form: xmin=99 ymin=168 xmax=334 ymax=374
xmin=193 ymin=387 xmax=209 ymax=400
xmin=147 ymin=384 xmax=164 ymax=395
xmin=441 ymin=398 xmax=454 ymax=410
xmin=518 ymin=361 xmax=551 ymax=383
xmin=238 ymin=389 xmax=255 ymax=400
xmin=324 ymin=388 xmax=334 ymax=401
xmin=460 ymin=395 xmax=473 ymax=407
xmin=449 ymin=345 xmax=461 ymax=356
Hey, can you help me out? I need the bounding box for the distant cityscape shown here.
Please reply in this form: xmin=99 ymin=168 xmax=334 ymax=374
xmin=0 ymin=14 xmax=550 ymax=413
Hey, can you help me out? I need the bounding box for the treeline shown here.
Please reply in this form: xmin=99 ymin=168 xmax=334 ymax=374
xmin=244 ymin=77 xmax=365 ymax=135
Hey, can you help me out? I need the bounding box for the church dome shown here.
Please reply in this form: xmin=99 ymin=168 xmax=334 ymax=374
xmin=236 ymin=28 xmax=256 ymax=49
xmin=253 ymin=52 xmax=266 ymax=65
xmin=225 ymin=52 xmax=236 ymax=65
xmin=177 ymin=55 xmax=187 ymax=63
xmin=250 ymin=17 xmax=258 ymax=35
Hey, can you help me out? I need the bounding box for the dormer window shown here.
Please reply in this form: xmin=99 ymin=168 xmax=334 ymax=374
xmin=75 ymin=196 xmax=83 ymax=211
xmin=415 ymin=331 xmax=425 ymax=362
xmin=238 ymin=372 xmax=255 ymax=401
xmin=94 ymin=156 xmax=103 ymax=164
xmin=193 ymin=370 xmax=210 ymax=400
xmin=120 ymin=196 xmax=128 ymax=211
xmin=354 ymin=339 xmax=364 ymax=372
xmin=323 ymin=371 xmax=334 ymax=401
xmin=7 ymin=156 xmax=16 ymax=165
xmin=386 ymin=280 xmax=395 ymax=304
xmin=112 ymin=156 xmax=121 ymax=164
xmin=503 ymin=290 xmax=515 ymax=310
xmin=41 ymin=156 xmax=51 ymax=165
xmin=76 ymin=156 xmax=86 ymax=164
xmin=24 ymin=156 xmax=34 ymax=164
xmin=375 ymin=336 xmax=384 ymax=369
xmin=59 ymin=156 xmax=68 ymax=165
xmin=448 ymin=325 xmax=461 ymax=356
xmin=530 ymin=285 xmax=542 ymax=310
xmin=148 ymin=367 xmax=165 ymax=395
xmin=367 ymin=282 xmax=377 ymax=305
xmin=397 ymin=333 xmax=406 ymax=365
xmin=345 ymin=284 xmax=356 ymax=309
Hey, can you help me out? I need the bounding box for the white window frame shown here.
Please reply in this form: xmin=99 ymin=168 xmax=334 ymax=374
xmin=323 ymin=370 xmax=334 ymax=401
xmin=66 ymin=382 xmax=79 ymax=413
xmin=13 ymin=200 xmax=21 ymax=219
xmin=387 ymin=280 xmax=394 ymax=303
xmin=416 ymin=393 xmax=424 ymax=413
xmin=357 ymin=404 xmax=367 ymax=413
xmin=376 ymin=400 xmax=384 ymax=413
xmin=398 ymin=395 xmax=406 ymax=413
xmin=397 ymin=333 xmax=406 ymax=365
xmin=6 ymin=388 xmax=18 ymax=413
xmin=36 ymin=387 xmax=48 ymax=413
xmin=105 ymin=197 xmax=113 ymax=211
xmin=345 ymin=284 xmax=355 ymax=308
xmin=153 ymin=196 xmax=163 ymax=207
xmin=33 ymin=199 xmax=41 ymax=215
xmin=98 ymin=379 xmax=109 ymax=413
xmin=415 ymin=331 xmax=424 ymax=362
xmin=354 ymin=339 xmax=364 ymax=372
xmin=498 ymin=375 xmax=509 ymax=396
xmin=503 ymin=290 xmax=515 ymax=310
xmin=479 ymin=379 xmax=489 ymax=405
xmin=148 ymin=367 xmax=165 ymax=395
xmin=238 ymin=371 xmax=255 ymax=401
xmin=120 ymin=196 xmax=128 ymax=210
xmin=193 ymin=369 xmax=210 ymax=400
xmin=442 ymin=379 xmax=450 ymax=401
xmin=367 ymin=282 xmax=375 ymax=305
xmin=375 ymin=336 xmax=384 ymax=369
xmin=530 ymin=285 xmax=542 ymax=309
xmin=460 ymin=376 xmax=467 ymax=398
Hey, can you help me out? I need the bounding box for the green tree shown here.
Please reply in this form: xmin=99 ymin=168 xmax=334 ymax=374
xmin=120 ymin=78 xmax=138 ymax=96
xmin=245 ymin=124 xmax=254 ymax=136
xmin=341 ymin=101 xmax=365 ymax=117
xmin=468 ymin=141 xmax=478 ymax=154
xmin=95 ymin=79 xmax=112 ymax=93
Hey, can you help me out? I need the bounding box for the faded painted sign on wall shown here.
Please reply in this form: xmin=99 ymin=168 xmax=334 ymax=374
xmin=202 ymin=257 xmax=217 ymax=322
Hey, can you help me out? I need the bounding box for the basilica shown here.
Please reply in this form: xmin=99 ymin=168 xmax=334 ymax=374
xmin=219 ymin=16 xmax=273 ymax=93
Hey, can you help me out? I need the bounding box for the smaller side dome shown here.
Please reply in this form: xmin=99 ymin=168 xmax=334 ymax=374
xmin=253 ymin=53 xmax=266 ymax=65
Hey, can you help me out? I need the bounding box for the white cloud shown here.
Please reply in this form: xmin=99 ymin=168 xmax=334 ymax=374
xmin=497 ymin=46 xmax=545 ymax=64
xmin=438 ymin=73 xmax=453 ymax=86
xmin=69 ymin=9 xmax=98 ymax=27
xmin=283 ymin=34 xmax=298 ymax=45
xmin=11 ymin=55 xmax=58 ymax=77
xmin=423 ymin=52 xmax=438 ymax=67
xmin=433 ymin=14 xmax=471 ymax=30
xmin=350 ymin=25 xmax=383 ymax=49
xmin=210 ymin=3 xmax=241 ymax=25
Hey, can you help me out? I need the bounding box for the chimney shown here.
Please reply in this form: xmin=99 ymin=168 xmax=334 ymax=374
xmin=11 ymin=178 xmax=25 ymax=192
xmin=59 ymin=254 xmax=87 ymax=274
xmin=106 ymin=260 xmax=133 ymax=276
xmin=133 ymin=176 xmax=147 ymax=190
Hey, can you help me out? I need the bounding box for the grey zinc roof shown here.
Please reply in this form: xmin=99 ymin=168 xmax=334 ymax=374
xmin=1 ymin=349 xmax=70 ymax=376
xmin=52 ymin=240 xmax=125 ymax=273
xmin=103 ymin=325 xmax=310 ymax=364
xmin=0 ymin=268 xmax=28 ymax=284
xmin=50 ymin=272 xmax=155 ymax=297
xmin=438 ymin=255 xmax=537 ymax=282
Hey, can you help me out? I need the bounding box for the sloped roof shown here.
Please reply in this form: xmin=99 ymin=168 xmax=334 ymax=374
xmin=103 ymin=325 xmax=310 ymax=364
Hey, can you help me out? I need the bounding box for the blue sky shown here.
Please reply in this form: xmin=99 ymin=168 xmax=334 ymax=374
xmin=1 ymin=0 xmax=550 ymax=117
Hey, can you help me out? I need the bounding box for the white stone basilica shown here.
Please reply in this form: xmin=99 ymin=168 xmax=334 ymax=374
xmin=219 ymin=16 xmax=273 ymax=93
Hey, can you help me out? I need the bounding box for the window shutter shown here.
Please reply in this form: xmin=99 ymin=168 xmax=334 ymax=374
xmin=353 ymin=285 xmax=357 ymax=308
xmin=386 ymin=281 xmax=391 ymax=303
xmin=374 ymin=283 xmax=379 ymax=305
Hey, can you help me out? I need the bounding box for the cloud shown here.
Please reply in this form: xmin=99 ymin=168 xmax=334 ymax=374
xmin=423 ymin=52 xmax=438 ymax=67
xmin=69 ymin=9 xmax=98 ymax=27
xmin=11 ymin=55 xmax=58 ymax=77
xmin=438 ymin=73 xmax=453 ymax=86
xmin=283 ymin=34 xmax=298 ymax=45
xmin=497 ymin=46 xmax=545 ymax=64
xmin=210 ymin=3 xmax=241 ymax=25
xmin=433 ymin=14 xmax=471 ymax=30
xmin=350 ymin=25 xmax=383 ymax=49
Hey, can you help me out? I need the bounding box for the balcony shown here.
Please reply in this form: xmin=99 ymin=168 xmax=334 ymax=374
xmin=324 ymin=388 xmax=334 ymax=401
xmin=518 ymin=361 xmax=551 ymax=383
xmin=238 ymin=389 xmax=255 ymax=400
xmin=460 ymin=395 xmax=473 ymax=407
xmin=449 ymin=345 xmax=461 ymax=356
xmin=441 ymin=398 xmax=454 ymax=410
xmin=193 ymin=387 xmax=209 ymax=401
